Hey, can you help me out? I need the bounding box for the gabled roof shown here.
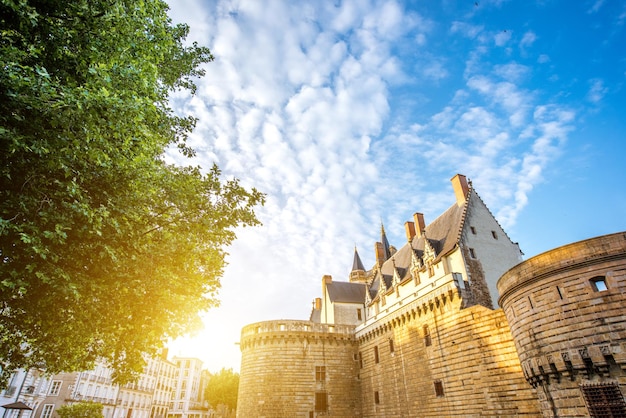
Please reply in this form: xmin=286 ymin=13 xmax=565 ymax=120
xmin=412 ymin=198 xmax=466 ymax=261
xmin=327 ymin=281 xmax=366 ymax=304
xmin=369 ymin=189 xmax=471 ymax=300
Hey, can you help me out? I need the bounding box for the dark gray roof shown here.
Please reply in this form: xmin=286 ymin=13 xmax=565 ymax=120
xmin=352 ymin=247 xmax=366 ymax=271
xmin=327 ymin=281 xmax=366 ymax=304
xmin=371 ymin=190 xmax=470 ymax=299
xmin=309 ymin=307 xmax=321 ymax=323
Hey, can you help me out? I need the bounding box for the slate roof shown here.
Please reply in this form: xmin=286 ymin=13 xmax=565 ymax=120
xmin=352 ymin=247 xmax=366 ymax=271
xmin=309 ymin=307 xmax=321 ymax=322
xmin=327 ymin=281 xmax=367 ymax=304
xmin=370 ymin=189 xmax=470 ymax=299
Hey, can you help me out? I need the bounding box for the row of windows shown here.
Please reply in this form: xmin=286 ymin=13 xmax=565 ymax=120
xmin=361 ymin=328 xmax=433 ymax=368
xmin=374 ymin=380 xmax=444 ymax=405
xmin=469 ymin=226 xmax=498 ymax=240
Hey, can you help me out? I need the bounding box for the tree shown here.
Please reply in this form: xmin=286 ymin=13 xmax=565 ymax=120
xmin=0 ymin=0 xmax=263 ymax=384
xmin=205 ymin=368 xmax=240 ymax=412
xmin=57 ymin=402 xmax=104 ymax=418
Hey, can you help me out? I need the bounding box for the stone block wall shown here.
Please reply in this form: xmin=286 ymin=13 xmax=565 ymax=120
xmin=356 ymin=289 xmax=540 ymax=417
xmin=498 ymin=231 xmax=626 ymax=417
xmin=237 ymin=320 xmax=361 ymax=418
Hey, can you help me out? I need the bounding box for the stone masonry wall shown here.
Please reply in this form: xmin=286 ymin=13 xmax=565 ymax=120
xmin=498 ymin=231 xmax=626 ymax=417
xmin=237 ymin=321 xmax=361 ymax=418
xmin=356 ymin=288 xmax=540 ymax=417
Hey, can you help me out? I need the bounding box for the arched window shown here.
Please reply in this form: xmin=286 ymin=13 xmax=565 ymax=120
xmin=590 ymin=276 xmax=608 ymax=292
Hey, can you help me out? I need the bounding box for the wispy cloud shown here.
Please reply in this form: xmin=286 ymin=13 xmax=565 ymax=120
xmin=587 ymin=78 xmax=608 ymax=103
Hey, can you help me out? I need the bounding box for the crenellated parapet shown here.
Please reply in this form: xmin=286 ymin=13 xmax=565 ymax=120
xmin=239 ymin=320 xmax=356 ymax=350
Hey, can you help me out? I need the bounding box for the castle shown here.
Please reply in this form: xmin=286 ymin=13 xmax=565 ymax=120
xmin=236 ymin=175 xmax=626 ymax=417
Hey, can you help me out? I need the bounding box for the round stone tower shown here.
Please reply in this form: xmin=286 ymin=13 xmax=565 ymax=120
xmin=237 ymin=320 xmax=361 ymax=418
xmin=498 ymin=232 xmax=626 ymax=417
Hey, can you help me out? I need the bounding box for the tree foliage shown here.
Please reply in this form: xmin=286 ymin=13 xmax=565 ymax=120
xmin=0 ymin=0 xmax=263 ymax=383
xmin=205 ymin=368 xmax=240 ymax=411
xmin=57 ymin=402 xmax=104 ymax=418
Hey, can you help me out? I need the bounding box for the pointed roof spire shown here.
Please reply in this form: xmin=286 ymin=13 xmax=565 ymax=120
xmin=352 ymin=246 xmax=365 ymax=272
xmin=381 ymin=222 xmax=392 ymax=260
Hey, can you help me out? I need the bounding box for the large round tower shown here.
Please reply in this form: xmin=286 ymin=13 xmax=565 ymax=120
xmin=498 ymin=232 xmax=626 ymax=417
xmin=237 ymin=320 xmax=361 ymax=418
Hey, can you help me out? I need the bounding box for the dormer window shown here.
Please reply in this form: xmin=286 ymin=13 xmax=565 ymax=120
xmin=491 ymin=230 xmax=498 ymax=239
xmin=470 ymin=226 xmax=476 ymax=234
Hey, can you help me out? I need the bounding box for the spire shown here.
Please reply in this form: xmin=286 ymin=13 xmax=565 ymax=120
xmin=350 ymin=246 xmax=367 ymax=283
xmin=352 ymin=246 xmax=365 ymax=272
xmin=381 ymin=222 xmax=392 ymax=260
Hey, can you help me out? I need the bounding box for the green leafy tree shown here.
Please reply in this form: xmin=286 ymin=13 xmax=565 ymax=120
xmin=0 ymin=0 xmax=263 ymax=384
xmin=57 ymin=402 xmax=104 ymax=418
xmin=205 ymin=368 xmax=240 ymax=411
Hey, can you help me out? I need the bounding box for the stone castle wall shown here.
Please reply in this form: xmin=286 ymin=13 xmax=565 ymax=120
xmin=356 ymin=286 xmax=540 ymax=417
xmin=237 ymin=321 xmax=361 ymax=418
xmin=498 ymin=231 xmax=626 ymax=417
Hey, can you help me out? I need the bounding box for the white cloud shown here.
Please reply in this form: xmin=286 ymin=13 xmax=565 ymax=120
xmin=450 ymin=21 xmax=483 ymax=38
xmin=520 ymin=31 xmax=537 ymax=49
xmin=494 ymin=30 xmax=512 ymax=46
xmin=587 ymin=0 xmax=605 ymax=14
xmin=587 ymin=78 xmax=608 ymax=103
xmin=165 ymin=0 xmax=578 ymax=372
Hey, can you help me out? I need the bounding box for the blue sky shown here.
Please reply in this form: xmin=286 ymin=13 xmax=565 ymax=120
xmin=165 ymin=0 xmax=626 ymax=372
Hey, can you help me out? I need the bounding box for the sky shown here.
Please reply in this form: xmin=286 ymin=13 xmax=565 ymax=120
xmin=165 ymin=0 xmax=626 ymax=373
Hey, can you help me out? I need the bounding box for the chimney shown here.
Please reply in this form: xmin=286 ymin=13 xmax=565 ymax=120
xmin=322 ymin=275 xmax=332 ymax=285
xmin=451 ymin=174 xmax=469 ymax=206
xmin=404 ymin=221 xmax=416 ymax=242
xmin=413 ymin=213 xmax=425 ymax=237
xmin=315 ymin=298 xmax=322 ymax=310
xmin=375 ymin=242 xmax=385 ymax=267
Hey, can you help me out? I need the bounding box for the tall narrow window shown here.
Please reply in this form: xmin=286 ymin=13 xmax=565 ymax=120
xmin=357 ymin=308 xmax=362 ymax=320
xmin=491 ymin=230 xmax=498 ymax=239
xmin=424 ymin=325 xmax=432 ymax=347
xmin=374 ymin=346 xmax=379 ymax=364
xmin=374 ymin=391 xmax=380 ymax=404
xmin=469 ymin=248 xmax=476 ymax=258
xmin=389 ymin=338 xmax=395 ymax=354
xmin=41 ymin=405 xmax=55 ymax=418
xmin=470 ymin=226 xmax=476 ymax=234
xmin=434 ymin=380 xmax=445 ymax=397
xmin=315 ymin=366 xmax=326 ymax=382
xmin=315 ymin=392 xmax=328 ymax=412
xmin=49 ymin=380 xmax=62 ymax=396
xmin=358 ymin=351 xmax=363 ymax=369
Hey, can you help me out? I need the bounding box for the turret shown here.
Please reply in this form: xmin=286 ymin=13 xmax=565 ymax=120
xmin=350 ymin=247 xmax=367 ymax=283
